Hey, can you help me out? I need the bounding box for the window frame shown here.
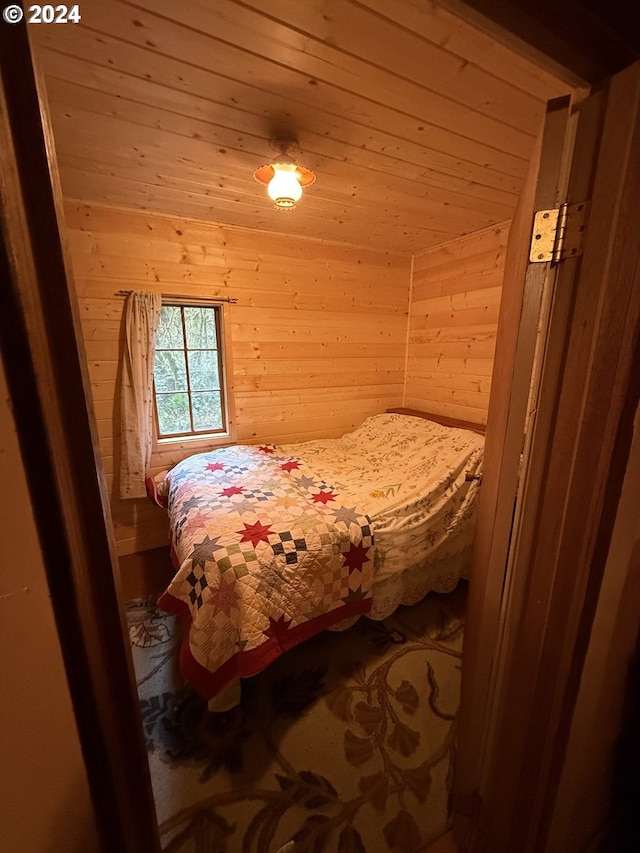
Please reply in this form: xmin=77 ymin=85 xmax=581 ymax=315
xmin=152 ymin=299 xmax=235 ymax=448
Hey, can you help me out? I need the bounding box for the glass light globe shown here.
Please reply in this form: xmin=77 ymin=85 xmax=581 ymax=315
xmin=267 ymin=165 xmax=303 ymax=208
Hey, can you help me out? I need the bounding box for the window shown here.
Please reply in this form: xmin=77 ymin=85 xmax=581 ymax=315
xmin=153 ymin=302 xmax=229 ymax=440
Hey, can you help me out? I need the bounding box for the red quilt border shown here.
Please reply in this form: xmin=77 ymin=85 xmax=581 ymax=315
xmin=157 ymin=591 xmax=372 ymax=701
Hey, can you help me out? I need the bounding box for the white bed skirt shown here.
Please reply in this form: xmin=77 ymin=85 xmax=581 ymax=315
xmin=329 ymin=540 xmax=471 ymax=631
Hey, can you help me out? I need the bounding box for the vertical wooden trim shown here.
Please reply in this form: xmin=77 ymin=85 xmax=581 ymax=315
xmin=0 ymin=21 xmax=160 ymax=853
xmin=471 ymin=89 xmax=604 ymax=853
xmin=403 ymin=253 xmax=415 ymax=408
xmin=479 ymin=62 xmax=640 ymax=852
xmin=220 ymin=301 xmax=237 ymax=442
xmin=455 ymin=96 xmax=573 ymax=848
xmin=529 ymin=63 xmax=640 ymax=852
xmin=546 ymin=363 xmax=640 ymax=851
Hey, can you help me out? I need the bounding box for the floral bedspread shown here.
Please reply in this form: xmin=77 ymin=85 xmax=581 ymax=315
xmin=153 ymin=445 xmax=375 ymax=700
xmin=278 ymin=413 xmax=484 ymax=586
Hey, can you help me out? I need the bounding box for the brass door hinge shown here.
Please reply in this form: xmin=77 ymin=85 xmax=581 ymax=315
xmin=529 ymin=201 xmax=589 ymax=263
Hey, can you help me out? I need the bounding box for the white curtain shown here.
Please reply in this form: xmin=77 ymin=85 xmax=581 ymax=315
xmin=119 ymin=291 xmax=162 ymax=499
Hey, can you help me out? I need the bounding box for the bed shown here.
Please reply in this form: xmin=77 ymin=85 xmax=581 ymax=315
xmin=149 ymin=410 xmax=484 ymax=708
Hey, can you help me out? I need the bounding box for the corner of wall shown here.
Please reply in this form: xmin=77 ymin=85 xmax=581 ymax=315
xmin=403 ymin=253 xmax=415 ymax=409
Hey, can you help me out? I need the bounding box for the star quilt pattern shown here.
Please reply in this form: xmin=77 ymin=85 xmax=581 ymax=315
xmin=154 ymin=445 xmax=375 ymax=700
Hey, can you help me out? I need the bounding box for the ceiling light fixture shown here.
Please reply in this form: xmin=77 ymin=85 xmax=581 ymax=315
xmin=253 ymin=138 xmax=316 ymax=209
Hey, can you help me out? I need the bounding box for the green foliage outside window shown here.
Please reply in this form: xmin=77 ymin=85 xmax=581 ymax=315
xmin=154 ymin=304 xmax=225 ymax=437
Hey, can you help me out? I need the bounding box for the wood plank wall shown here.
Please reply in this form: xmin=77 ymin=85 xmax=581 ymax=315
xmin=404 ymin=222 xmax=511 ymax=425
xmin=65 ymin=203 xmax=410 ymax=556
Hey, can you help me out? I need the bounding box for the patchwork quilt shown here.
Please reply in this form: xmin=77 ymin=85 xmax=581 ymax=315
xmin=151 ymin=413 xmax=484 ymax=702
xmin=152 ymin=445 xmax=375 ymax=700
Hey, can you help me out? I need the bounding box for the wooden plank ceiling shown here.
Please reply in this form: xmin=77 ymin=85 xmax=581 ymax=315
xmin=30 ymin=0 xmax=573 ymax=254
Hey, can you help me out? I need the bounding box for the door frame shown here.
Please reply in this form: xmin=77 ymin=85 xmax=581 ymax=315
xmin=0 ymin=19 xmax=161 ymax=853
xmin=456 ymin=61 xmax=640 ymax=852
xmin=2 ymin=6 xmax=639 ymax=853
xmin=454 ymin=91 xmax=576 ymax=840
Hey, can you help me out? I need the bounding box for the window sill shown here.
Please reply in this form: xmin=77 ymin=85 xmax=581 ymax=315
xmin=155 ymin=432 xmax=236 ymax=454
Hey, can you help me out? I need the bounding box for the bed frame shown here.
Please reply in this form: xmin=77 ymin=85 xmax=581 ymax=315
xmin=386 ymin=407 xmax=486 ymax=436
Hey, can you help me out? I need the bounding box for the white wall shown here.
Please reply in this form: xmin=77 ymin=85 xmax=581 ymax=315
xmin=0 ymin=354 xmax=100 ymax=853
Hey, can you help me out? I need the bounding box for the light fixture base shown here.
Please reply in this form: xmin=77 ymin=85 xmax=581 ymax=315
xmin=269 ymin=137 xmax=300 ymax=160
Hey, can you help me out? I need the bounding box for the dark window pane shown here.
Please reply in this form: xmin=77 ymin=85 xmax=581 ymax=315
xmin=184 ymin=307 xmax=218 ymax=349
xmin=156 ymin=306 xmax=184 ymax=349
xmin=154 ymin=351 xmax=187 ymax=392
xmin=188 ymin=350 xmax=220 ymax=391
xmin=156 ymin=393 xmax=191 ymax=435
xmin=192 ymin=392 xmax=223 ymax=431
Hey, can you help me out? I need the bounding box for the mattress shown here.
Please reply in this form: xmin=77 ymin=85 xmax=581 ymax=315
xmin=151 ymin=412 xmax=483 ymax=702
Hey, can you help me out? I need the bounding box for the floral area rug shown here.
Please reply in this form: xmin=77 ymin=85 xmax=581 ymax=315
xmin=126 ymin=585 xmax=466 ymax=852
